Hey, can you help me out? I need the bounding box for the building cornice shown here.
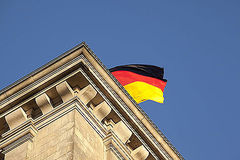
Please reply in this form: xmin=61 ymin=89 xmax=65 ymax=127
xmin=82 ymin=42 xmax=184 ymax=160
xmin=0 ymin=42 xmax=183 ymax=160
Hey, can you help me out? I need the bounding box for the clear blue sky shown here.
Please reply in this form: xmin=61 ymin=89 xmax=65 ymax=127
xmin=1 ymin=0 xmax=240 ymax=159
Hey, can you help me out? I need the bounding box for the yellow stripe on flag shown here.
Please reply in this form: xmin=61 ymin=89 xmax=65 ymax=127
xmin=124 ymin=81 xmax=164 ymax=104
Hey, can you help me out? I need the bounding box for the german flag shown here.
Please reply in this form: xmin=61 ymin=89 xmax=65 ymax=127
xmin=110 ymin=64 xmax=167 ymax=104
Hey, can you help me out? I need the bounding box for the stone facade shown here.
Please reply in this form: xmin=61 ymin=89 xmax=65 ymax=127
xmin=0 ymin=42 xmax=183 ymax=160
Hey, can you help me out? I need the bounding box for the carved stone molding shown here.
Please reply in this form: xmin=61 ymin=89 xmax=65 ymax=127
xmin=0 ymin=119 xmax=37 ymax=154
xmin=35 ymin=93 xmax=53 ymax=114
xmin=5 ymin=108 xmax=28 ymax=130
xmin=0 ymin=48 xmax=183 ymax=159
xmin=131 ymin=145 xmax=149 ymax=160
xmin=93 ymin=101 xmax=111 ymax=122
xmin=0 ymin=43 xmax=183 ymax=159
xmin=112 ymin=121 xmax=132 ymax=144
xmin=104 ymin=132 xmax=132 ymax=160
xmin=56 ymin=81 xmax=75 ymax=103
xmin=76 ymin=84 xmax=97 ymax=105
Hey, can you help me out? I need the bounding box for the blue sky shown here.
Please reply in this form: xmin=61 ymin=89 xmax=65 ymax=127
xmin=1 ymin=0 xmax=240 ymax=159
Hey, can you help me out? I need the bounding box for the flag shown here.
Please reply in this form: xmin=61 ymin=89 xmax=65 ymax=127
xmin=110 ymin=64 xmax=167 ymax=104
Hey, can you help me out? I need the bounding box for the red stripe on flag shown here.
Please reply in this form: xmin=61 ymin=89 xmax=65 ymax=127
xmin=111 ymin=71 xmax=167 ymax=92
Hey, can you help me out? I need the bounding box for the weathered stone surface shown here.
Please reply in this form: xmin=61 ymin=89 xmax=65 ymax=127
xmin=5 ymin=108 xmax=28 ymax=130
xmin=0 ymin=43 xmax=182 ymax=160
xmin=5 ymin=141 xmax=33 ymax=160
xmin=105 ymin=149 xmax=119 ymax=160
xmin=77 ymin=85 xmax=97 ymax=105
xmin=131 ymin=145 xmax=149 ymax=160
xmin=5 ymin=108 xmax=104 ymax=160
xmin=56 ymin=81 xmax=74 ymax=103
xmin=35 ymin=93 xmax=53 ymax=114
xmin=93 ymin=101 xmax=111 ymax=122
xmin=112 ymin=121 xmax=132 ymax=144
xmin=73 ymin=110 xmax=104 ymax=160
xmin=29 ymin=111 xmax=75 ymax=160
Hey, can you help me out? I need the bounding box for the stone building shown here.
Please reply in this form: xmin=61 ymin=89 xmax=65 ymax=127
xmin=0 ymin=42 xmax=183 ymax=160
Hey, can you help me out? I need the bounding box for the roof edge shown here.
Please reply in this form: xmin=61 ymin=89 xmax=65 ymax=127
xmin=82 ymin=43 xmax=184 ymax=160
xmin=0 ymin=42 xmax=184 ymax=159
xmin=0 ymin=42 xmax=86 ymax=95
